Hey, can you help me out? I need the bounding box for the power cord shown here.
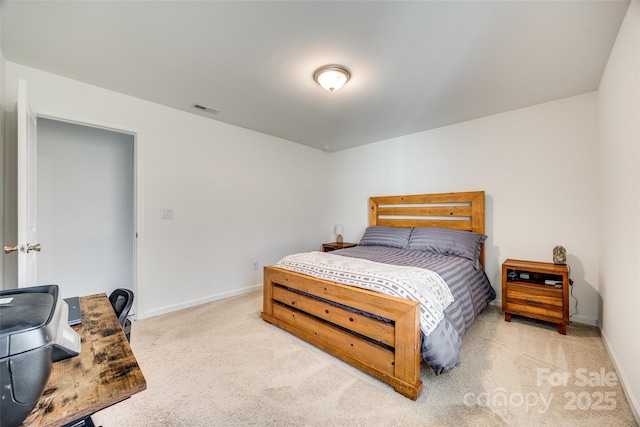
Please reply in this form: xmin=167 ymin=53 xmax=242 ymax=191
xmin=567 ymin=264 xmax=579 ymax=319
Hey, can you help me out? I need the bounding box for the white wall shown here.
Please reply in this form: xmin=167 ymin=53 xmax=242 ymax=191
xmin=3 ymin=62 xmax=331 ymax=317
xmin=598 ymin=0 xmax=640 ymax=421
xmin=329 ymin=93 xmax=600 ymax=326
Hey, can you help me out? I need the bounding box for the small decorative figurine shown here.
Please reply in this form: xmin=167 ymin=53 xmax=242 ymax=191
xmin=553 ymin=245 xmax=566 ymax=264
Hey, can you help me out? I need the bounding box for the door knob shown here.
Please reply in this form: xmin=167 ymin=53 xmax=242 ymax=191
xmin=3 ymin=245 xmax=19 ymax=254
xmin=27 ymin=243 xmax=41 ymax=253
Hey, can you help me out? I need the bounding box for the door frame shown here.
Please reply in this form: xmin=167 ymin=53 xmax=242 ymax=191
xmin=36 ymin=108 xmax=142 ymax=319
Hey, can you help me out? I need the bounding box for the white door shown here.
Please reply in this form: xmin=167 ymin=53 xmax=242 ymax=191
xmin=16 ymin=79 xmax=40 ymax=286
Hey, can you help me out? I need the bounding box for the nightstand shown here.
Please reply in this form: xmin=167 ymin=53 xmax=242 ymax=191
xmin=502 ymin=259 xmax=570 ymax=335
xmin=322 ymin=242 xmax=357 ymax=252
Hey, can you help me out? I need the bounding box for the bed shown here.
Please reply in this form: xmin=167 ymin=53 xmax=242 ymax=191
xmin=261 ymin=191 xmax=495 ymax=400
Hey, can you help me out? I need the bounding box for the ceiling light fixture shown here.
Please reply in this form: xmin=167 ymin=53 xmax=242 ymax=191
xmin=313 ymin=65 xmax=351 ymax=92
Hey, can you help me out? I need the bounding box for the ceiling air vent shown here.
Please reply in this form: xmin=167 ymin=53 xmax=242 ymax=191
xmin=192 ymin=104 xmax=219 ymax=115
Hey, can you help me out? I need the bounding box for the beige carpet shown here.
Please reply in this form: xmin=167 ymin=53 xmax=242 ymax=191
xmin=92 ymin=291 xmax=637 ymax=427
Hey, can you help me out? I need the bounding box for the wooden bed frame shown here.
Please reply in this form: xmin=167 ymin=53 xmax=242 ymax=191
xmin=261 ymin=191 xmax=485 ymax=400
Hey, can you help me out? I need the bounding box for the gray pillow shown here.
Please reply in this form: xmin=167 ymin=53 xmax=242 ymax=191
xmin=407 ymin=227 xmax=486 ymax=268
xmin=359 ymin=226 xmax=412 ymax=249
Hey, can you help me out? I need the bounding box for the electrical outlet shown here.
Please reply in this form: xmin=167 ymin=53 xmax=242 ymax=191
xmin=253 ymin=261 xmax=259 ymax=271
xmin=160 ymin=208 xmax=174 ymax=219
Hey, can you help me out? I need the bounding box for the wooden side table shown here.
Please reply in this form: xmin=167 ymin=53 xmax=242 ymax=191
xmin=321 ymin=242 xmax=357 ymax=252
xmin=502 ymin=259 xmax=570 ymax=335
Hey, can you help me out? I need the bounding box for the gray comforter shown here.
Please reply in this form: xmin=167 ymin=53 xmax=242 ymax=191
xmin=333 ymin=246 xmax=496 ymax=374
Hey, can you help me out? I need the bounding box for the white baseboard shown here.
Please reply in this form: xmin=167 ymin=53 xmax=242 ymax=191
xmin=142 ymin=283 xmax=262 ymax=319
xmin=600 ymin=328 xmax=640 ymax=425
xmin=570 ymin=314 xmax=597 ymax=326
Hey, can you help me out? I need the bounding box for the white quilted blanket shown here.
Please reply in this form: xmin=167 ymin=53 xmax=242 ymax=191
xmin=275 ymin=251 xmax=454 ymax=335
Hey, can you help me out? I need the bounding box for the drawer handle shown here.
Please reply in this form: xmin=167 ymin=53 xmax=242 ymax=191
xmin=525 ymin=299 xmax=544 ymax=306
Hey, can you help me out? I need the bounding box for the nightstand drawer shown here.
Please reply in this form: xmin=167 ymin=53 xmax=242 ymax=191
xmin=505 ymin=283 xmax=563 ymax=308
xmin=505 ymin=299 xmax=563 ymax=320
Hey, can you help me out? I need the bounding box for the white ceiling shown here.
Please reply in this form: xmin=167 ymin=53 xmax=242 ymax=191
xmin=1 ymin=1 xmax=630 ymax=152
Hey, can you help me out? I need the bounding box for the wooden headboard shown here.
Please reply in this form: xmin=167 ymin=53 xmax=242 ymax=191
xmin=369 ymin=191 xmax=486 ymax=266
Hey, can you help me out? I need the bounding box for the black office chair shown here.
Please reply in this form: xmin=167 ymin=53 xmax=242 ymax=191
xmin=109 ymin=288 xmax=134 ymax=342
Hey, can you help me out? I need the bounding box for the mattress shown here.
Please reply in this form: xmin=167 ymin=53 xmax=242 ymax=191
xmin=328 ymin=245 xmax=496 ymax=374
xmin=276 ymin=251 xmax=455 ymax=336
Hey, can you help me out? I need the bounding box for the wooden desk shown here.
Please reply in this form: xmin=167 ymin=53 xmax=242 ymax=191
xmin=20 ymin=293 xmax=147 ymax=427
